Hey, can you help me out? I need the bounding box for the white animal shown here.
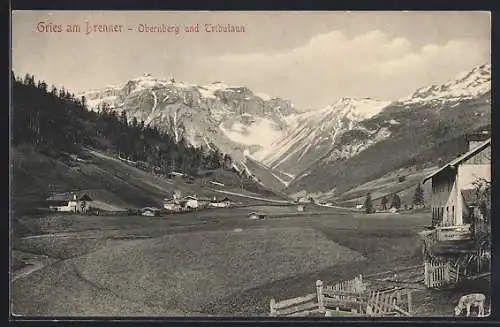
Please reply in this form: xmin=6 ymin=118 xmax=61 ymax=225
xmin=454 ymin=293 xmax=486 ymax=317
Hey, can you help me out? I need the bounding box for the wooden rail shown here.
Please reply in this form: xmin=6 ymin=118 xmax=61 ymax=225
xmin=270 ymin=293 xmax=317 ymax=317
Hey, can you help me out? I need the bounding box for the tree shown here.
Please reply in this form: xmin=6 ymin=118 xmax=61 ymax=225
xmin=465 ymin=177 xmax=491 ymax=275
xmin=223 ymin=153 xmax=232 ymax=169
xmin=391 ymin=193 xmax=401 ymax=209
xmin=50 ymin=85 xmax=58 ymax=96
xmin=12 ymin=73 xmax=233 ymax=184
xmin=81 ymin=95 xmax=87 ymax=109
xmin=364 ymin=193 xmax=373 ymax=214
xmin=413 ymin=183 xmax=425 ymax=206
xmin=472 ymin=178 xmax=491 ymax=223
xmin=381 ymin=196 xmax=388 ymax=211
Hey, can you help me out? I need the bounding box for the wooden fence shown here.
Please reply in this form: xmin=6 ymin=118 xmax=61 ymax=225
xmin=269 ymin=293 xmax=318 ymax=317
xmin=270 ymin=275 xmax=413 ymax=317
xmin=365 ymin=287 xmax=412 ymax=316
xmin=323 ymin=274 xmax=365 ymax=293
xmin=424 ymin=259 xmax=460 ymax=288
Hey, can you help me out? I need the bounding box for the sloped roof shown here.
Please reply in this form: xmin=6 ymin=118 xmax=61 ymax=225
xmin=46 ymin=192 xmax=92 ymax=202
xmin=248 ymin=211 xmax=266 ymax=216
xmin=141 ymin=207 xmax=160 ymax=212
xmin=423 ymin=138 xmax=491 ymax=183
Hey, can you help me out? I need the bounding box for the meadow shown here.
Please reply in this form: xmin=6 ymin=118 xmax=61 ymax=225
xmin=11 ymin=206 xmax=434 ymax=316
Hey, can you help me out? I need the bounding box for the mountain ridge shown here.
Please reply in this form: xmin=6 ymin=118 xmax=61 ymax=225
xmin=79 ymin=63 xmax=491 ymax=199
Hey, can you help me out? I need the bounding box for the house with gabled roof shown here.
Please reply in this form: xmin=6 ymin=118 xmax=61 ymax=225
xmin=422 ymin=135 xmax=490 ymax=230
xmin=419 ymin=132 xmax=491 ymax=288
xmin=47 ymin=192 xmax=93 ymax=213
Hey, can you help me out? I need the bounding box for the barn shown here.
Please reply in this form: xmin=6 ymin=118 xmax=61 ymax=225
xmin=249 ymin=211 xmax=267 ymax=220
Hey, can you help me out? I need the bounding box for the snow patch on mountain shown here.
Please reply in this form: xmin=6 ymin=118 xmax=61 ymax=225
xmin=219 ymin=118 xmax=283 ymax=149
xmin=151 ymin=90 xmax=158 ymax=114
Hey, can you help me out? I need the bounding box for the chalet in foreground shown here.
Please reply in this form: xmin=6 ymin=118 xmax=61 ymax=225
xmin=419 ymin=133 xmax=490 ymax=288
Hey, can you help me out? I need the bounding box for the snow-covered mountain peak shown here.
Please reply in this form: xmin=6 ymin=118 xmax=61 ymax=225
xmin=319 ymin=97 xmax=392 ymax=122
xmin=401 ymin=63 xmax=491 ymax=105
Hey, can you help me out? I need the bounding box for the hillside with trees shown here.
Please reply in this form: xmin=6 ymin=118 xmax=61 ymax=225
xmin=12 ymin=72 xmax=233 ymax=176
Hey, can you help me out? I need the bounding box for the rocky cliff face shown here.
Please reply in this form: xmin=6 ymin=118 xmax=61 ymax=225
xmin=81 ymin=75 xmax=298 ymax=166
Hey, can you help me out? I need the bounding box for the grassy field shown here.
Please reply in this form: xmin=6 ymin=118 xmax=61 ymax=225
xmin=11 ymin=206 xmax=453 ymax=317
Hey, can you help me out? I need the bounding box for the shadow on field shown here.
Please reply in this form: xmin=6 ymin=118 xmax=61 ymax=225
xmin=202 ymin=218 xmax=425 ymax=316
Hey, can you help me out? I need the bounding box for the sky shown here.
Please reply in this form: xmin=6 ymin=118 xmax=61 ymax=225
xmin=12 ymin=11 xmax=490 ymax=109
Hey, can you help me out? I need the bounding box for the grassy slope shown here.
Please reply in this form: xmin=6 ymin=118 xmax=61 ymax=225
xmin=11 ymin=145 xmax=286 ymax=220
xmin=333 ymin=166 xmax=435 ymax=207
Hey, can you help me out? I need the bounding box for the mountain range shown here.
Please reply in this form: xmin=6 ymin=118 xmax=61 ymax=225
xmin=80 ymin=63 xmax=491 ymax=201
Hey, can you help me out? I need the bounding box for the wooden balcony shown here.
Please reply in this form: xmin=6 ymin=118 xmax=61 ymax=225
xmin=436 ymin=225 xmax=472 ymax=241
xmin=419 ymin=225 xmax=474 ymax=256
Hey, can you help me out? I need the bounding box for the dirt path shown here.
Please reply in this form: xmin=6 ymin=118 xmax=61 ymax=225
xmin=210 ymin=189 xmax=292 ymax=204
xmin=12 ymin=262 xmax=47 ymax=282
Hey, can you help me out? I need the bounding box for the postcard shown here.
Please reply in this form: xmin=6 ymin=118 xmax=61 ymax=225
xmin=10 ymin=10 xmax=491 ymax=318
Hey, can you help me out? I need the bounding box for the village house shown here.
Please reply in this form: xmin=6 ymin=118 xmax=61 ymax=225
xmin=181 ymin=195 xmax=199 ymax=209
xmin=163 ymin=198 xmax=181 ymax=211
xmin=419 ymin=133 xmax=491 ymax=287
xmin=167 ymin=171 xmax=185 ymax=179
xmin=197 ymin=196 xmax=213 ymax=208
xmin=210 ymin=196 xmax=232 ymax=208
xmin=163 ymin=191 xmax=182 ymax=211
xmin=141 ymin=207 xmax=161 ymax=217
xmin=47 ymin=192 xmax=92 ymax=213
xmin=249 ymin=211 xmax=267 ymax=220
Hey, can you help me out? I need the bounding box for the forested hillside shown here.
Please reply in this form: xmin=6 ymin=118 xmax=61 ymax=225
xmin=12 ymin=72 xmax=232 ymax=176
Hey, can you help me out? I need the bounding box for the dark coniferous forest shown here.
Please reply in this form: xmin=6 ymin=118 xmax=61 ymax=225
xmin=12 ymin=72 xmax=233 ymax=176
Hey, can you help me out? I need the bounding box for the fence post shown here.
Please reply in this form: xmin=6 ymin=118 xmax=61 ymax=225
xmin=316 ymin=280 xmax=325 ymax=312
xmin=444 ymin=261 xmax=450 ymax=283
xmin=270 ymin=298 xmax=276 ymax=316
xmin=407 ymin=291 xmax=412 ymax=315
xmin=424 ymin=260 xmax=429 ymax=287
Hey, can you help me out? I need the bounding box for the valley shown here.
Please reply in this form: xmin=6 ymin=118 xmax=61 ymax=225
xmin=10 ymin=61 xmax=491 ymax=318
